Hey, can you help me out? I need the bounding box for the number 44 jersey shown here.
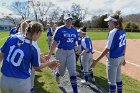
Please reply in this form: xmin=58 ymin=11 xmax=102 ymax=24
xmin=105 ymin=28 xmax=126 ymax=58
xmin=0 ymin=35 xmax=40 ymax=79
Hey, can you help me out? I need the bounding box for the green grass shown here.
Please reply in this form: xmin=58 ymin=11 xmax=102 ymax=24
xmin=126 ymin=32 xmax=140 ymax=39
xmin=87 ymin=31 xmax=140 ymax=40
xmin=33 ymin=32 xmax=61 ymax=93
xmin=87 ymin=31 xmax=108 ymax=40
xmin=34 ymin=69 xmax=60 ymax=93
xmin=93 ymin=62 xmax=140 ymax=93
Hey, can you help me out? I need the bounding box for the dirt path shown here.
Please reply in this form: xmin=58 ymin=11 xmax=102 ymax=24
xmin=92 ymin=39 xmax=140 ymax=81
xmin=50 ymin=56 xmax=107 ymax=93
xmin=58 ymin=69 xmax=107 ymax=93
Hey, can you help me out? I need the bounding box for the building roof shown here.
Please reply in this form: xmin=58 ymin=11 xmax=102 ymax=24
xmin=0 ymin=19 xmax=15 ymax=26
xmin=0 ymin=16 xmax=22 ymax=27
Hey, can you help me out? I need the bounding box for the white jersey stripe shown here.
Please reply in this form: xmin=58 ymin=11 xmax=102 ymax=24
xmin=81 ymin=38 xmax=86 ymax=49
xmin=105 ymin=28 xmax=117 ymax=49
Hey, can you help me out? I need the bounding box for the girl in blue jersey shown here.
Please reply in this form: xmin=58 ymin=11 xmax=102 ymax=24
xmin=75 ymin=29 xmax=83 ymax=71
xmin=0 ymin=21 xmax=59 ymax=93
xmin=45 ymin=14 xmax=78 ymax=93
xmin=46 ymin=24 xmax=54 ymax=50
xmin=18 ymin=20 xmax=36 ymax=93
xmin=91 ymin=13 xmax=126 ymax=93
xmin=17 ymin=20 xmax=50 ymax=93
xmin=79 ymin=26 xmax=94 ymax=84
xmin=9 ymin=23 xmax=20 ymax=36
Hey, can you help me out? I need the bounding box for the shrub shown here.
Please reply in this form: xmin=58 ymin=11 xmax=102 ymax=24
xmin=125 ymin=22 xmax=140 ymax=32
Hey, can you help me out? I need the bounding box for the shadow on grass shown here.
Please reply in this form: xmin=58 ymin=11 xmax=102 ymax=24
xmin=34 ymin=75 xmax=50 ymax=93
xmin=94 ymin=76 xmax=109 ymax=93
xmin=76 ymin=65 xmax=108 ymax=93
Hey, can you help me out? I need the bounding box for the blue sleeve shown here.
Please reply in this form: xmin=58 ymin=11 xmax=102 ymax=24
xmin=85 ymin=39 xmax=89 ymax=49
xmin=53 ymin=28 xmax=61 ymax=42
xmin=10 ymin=28 xmax=17 ymax=34
xmin=31 ymin=47 xmax=40 ymax=67
xmin=1 ymin=36 xmax=11 ymax=53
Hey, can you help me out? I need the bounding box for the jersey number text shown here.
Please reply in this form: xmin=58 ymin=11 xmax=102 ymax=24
xmin=6 ymin=45 xmax=24 ymax=66
xmin=119 ymin=34 xmax=126 ymax=47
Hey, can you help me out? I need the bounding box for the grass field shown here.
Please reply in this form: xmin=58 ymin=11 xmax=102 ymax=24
xmin=0 ymin=31 xmax=140 ymax=93
xmin=87 ymin=30 xmax=140 ymax=40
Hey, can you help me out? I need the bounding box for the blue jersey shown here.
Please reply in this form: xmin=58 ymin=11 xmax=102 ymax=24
xmin=106 ymin=28 xmax=126 ymax=58
xmin=81 ymin=36 xmax=93 ymax=53
xmin=53 ymin=25 xmax=78 ymax=50
xmin=10 ymin=27 xmax=17 ymax=35
xmin=1 ymin=35 xmax=40 ymax=79
xmin=47 ymin=27 xmax=53 ymax=36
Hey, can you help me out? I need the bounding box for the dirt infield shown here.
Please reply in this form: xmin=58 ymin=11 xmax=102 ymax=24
xmin=92 ymin=39 xmax=140 ymax=81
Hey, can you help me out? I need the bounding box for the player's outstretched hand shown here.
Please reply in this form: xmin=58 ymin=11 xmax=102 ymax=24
xmin=40 ymin=54 xmax=46 ymax=63
xmin=45 ymin=55 xmax=51 ymax=61
xmin=90 ymin=59 xmax=97 ymax=68
xmin=47 ymin=60 xmax=60 ymax=70
xmin=122 ymin=59 xmax=126 ymax=66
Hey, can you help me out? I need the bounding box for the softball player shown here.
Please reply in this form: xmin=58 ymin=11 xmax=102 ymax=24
xmin=79 ymin=27 xmax=94 ymax=84
xmin=17 ymin=20 xmax=36 ymax=93
xmin=46 ymin=14 xmax=78 ymax=93
xmin=0 ymin=21 xmax=59 ymax=93
xmin=75 ymin=29 xmax=83 ymax=71
xmin=91 ymin=13 xmax=126 ymax=93
xmin=16 ymin=20 xmax=53 ymax=93
xmin=46 ymin=24 xmax=54 ymax=50
xmin=75 ymin=30 xmax=81 ymax=59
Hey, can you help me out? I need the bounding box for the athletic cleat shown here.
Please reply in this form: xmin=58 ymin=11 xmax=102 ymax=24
xmin=81 ymin=79 xmax=90 ymax=85
xmin=81 ymin=79 xmax=86 ymax=83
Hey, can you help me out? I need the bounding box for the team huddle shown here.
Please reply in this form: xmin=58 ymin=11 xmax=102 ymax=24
xmin=0 ymin=13 xmax=126 ymax=93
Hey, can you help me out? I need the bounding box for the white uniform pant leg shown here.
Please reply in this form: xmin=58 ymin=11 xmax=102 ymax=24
xmin=1 ymin=75 xmax=31 ymax=93
xmin=66 ymin=50 xmax=77 ymax=77
xmin=55 ymin=48 xmax=67 ymax=76
xmin=107 ymin=58 xmax=119 ymax=85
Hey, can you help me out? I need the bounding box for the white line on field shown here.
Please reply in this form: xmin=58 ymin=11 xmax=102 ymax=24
xmin=94 ymin=50 xmax=140 ymax=68
xmin=126 ymin=60 xmax=140 ymax=67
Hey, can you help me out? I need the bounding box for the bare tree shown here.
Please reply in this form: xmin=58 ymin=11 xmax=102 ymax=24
xmin=28 ymin=0 xmax=55 ymax=22
xmin=70 ymin=3 xmax=88 ymax=22
xmin=48 ymin=7 xmax=61 ymax=23
xmin=11 ymin=1 xmax=31 ymax=20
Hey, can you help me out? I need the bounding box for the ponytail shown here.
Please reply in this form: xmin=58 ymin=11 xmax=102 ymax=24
xmin=26 ymin=21 xmax=43 ymax=49
xmin=116 ymin=16 xmax=123 ymax=30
